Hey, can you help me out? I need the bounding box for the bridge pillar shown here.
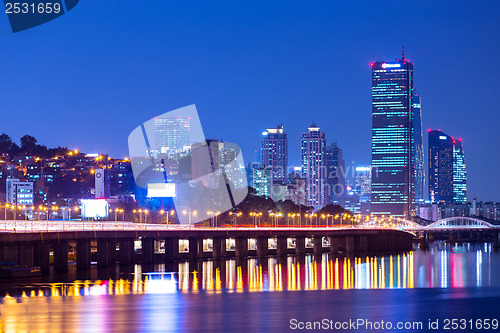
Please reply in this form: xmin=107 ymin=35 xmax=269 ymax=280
xmin=0 ymin=244 xmax=18 ymax=264
xmin=76 ymin=239 xmax=91 ymax=270
xmin=53 ymin=240 xmax=69 ymax=272
xmin=345 ymin=236 xmax=355 ymax=256
xmin=33 ymin=242 xmax=50 ymax=274
xmin=212 ymin=237 xmax=223 ymax=259
xmin=295 ymin=237 xmax=305 ymax=255
xmin=329 ymin=236 xmax=340 ymax=255
xmin=235 ymin=238 xmax=248 ymax=259
xmin=142 ymin=238 xmax=154 ymax=264
xmin=313 ymin=236 xmax=323 ymax=255
xmin=359 ymin=235 xmax=368 ymax=255
xmin=420 ymin=232 xmax=429 ymax=250
xmin=257 ymin=237 xmax=268 ymax=258
xmin=18 ymin=243 xmax=34 ymax=267
xmin=164 ymin=238 xmax=179 ymax=262
xmin=118 ymin=239 xmax=134 ymax=266
xmin=188 ymin=237 xmax=199 ymax=261
xmin=277 ymin=237 xmax=288 ymax=257
xmin=97 ymin=239 xmax=116 ymax=267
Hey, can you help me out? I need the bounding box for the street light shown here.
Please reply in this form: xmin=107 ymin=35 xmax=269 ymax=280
xmin=182 ymin=210 xmax=197 ymax=229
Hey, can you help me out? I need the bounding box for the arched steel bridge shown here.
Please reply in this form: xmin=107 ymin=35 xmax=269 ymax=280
xmin=362 ymin=216 xmax=498 ymax=231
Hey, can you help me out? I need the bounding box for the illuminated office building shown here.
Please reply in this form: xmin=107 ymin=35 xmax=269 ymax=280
xmin=453 ymin=138 xmax=467 ymax=204
xmin=428 ymin=130 xmax=467 ymax=205
xmin=370 ymin=55 xmax=416 ymax=217
xmin=154 ymin=117 xmax=191 ymax=158
xmin=412 ymin=93 xmax=425 ymax=202
xmin=325 ymin=142 xmax=345 ymax=201
xmin=301 ymin=123 xmax=326 ymax=209
xmin=261 ymin=124 xmax=288 ymax=183
xmin=428 ymin=130 xmax=454 ymax=204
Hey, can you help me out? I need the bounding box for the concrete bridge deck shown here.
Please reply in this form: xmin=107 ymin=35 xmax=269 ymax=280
xmin=0 ymin=221 xmax=414 ymax=275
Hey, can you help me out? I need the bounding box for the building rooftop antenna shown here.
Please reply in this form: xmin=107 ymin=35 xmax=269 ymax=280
xmin=402 ymin=45 xmax=405 ymax=61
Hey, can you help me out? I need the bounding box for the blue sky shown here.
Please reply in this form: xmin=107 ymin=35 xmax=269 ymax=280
xmin=1 ymin=0 xmax=499 ymax=201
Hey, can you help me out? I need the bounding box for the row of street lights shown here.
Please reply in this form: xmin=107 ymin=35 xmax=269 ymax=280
xmin=0 ymin=203 xmax=365 ymax=227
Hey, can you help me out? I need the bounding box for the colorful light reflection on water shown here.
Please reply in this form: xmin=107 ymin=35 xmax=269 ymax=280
xmin=0 ymin=242 xmax=498 ymax=299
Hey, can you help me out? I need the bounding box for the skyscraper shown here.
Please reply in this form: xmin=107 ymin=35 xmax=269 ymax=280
xmin=355 ymin=166 xmax=372 ymax=196
xmin=428 ymin=130 xmax=454 ymax=204
xmin=371 ymin=55 xmax=416 ymax=217
xmin=412 ymin=93 xmax=425 ymax=202
xmin=154 ymin=117 xmax=191 ymax=158
xmin=246 ymin=163 xmax=272 ymax=198
xmin=325 ymin=142 xmax=345 ymax=202
xmin=261 ymin=124 xmax=288 ymax=184
xmin=453 ymin=138 xmax=467 ymax=204
xmin=301 ymin=123 xmax=326 ymax=209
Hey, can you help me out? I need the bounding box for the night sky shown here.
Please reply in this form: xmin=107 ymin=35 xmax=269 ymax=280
xmin=1 ymin=1 xmax=499 ymax=201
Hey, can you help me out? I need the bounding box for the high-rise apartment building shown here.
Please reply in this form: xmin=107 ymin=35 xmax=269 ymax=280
xmin=261 ymin=124 xmax=288 ymax=183
xmin=246 ymin=163 xmax=272 ymax=198
xmin=301 ymin=124 xmax=326 ymax=209
xmin=371 ymin=55 xmax=416 ymax=216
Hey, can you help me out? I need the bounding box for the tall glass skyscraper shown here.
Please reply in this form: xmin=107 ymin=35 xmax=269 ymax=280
xmin=428 ymin=130 xmax=454 ymax=204
xmin=412 ymin=93 xmax=425 ymax=202
xmin=261 ymin=124 xmax=288 ymax=184
xmin=371 ymin=56 xmax=416 ymax=217
xmin=453 ymin=138 xmax=467 ymax=204
xmin=301 ymin=124 xmax=326 ymax=210
xmin=428 ymin=130 xmax=467 ymax=205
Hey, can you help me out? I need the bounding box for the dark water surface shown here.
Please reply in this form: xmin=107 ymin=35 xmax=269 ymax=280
xmin=1 ymin=242 xmax=500 ymax=332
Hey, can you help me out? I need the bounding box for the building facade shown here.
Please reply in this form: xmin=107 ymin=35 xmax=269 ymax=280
xmin=154 ymin=117 xmax=191 ymax=158
xmin=301 ymin=124 xmax=327 ymax=210
xmin=261 ymin=124 xmax=288 ymax=184
xmin=453 ymin=139 xmax=467 ymax=204
xmin=428 ymin=130 xmax=454 ymax=204
xmin=6 ymin=178 xmax=34 ymax=206
xmin=428 ymin=130 xmax=467 ymax=205
xmin=412 ymin=93 xmax=425 ymax=202
xmin=325 ymin=142 xmax=345 ymax=202
xmin=246 ymin=163 xmax=272 ymax=198
xmin=371 ymin=57 xmax=416 ymax=216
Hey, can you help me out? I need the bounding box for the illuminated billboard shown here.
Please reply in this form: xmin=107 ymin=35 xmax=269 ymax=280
xmin=147 ymin=183 xmax=176 ymax=198
xmin=81 ymin=199 xmax=109 ymax=218
xmin=381 ymin=63 xmax=401 ymax=69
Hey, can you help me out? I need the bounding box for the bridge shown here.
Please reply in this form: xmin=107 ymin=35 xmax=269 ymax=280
xmin=362 ymin=216 xmax=500 ymax=247
xmin=0 ymin=220 xmax=413 ymax=275
xmin=362 ymin=216 xmax=499 ymax=231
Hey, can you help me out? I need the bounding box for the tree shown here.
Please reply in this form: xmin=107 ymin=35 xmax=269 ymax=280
xmin=0 ymin=133 xmax=13 ymax=154
xmin=20 ymin=135 xmax=37 ymax=155
xmin=317 ymin=204 xmax=350 ymax=216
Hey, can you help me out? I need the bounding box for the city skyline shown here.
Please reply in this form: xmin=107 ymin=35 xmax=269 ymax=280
xmin=1 ymin=1 xmax=499 ymax=201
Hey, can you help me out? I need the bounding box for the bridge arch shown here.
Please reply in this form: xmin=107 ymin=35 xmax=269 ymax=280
xmin=426 ymin=217 xmax=496 ymax=229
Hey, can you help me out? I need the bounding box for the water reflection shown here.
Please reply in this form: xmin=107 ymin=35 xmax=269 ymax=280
xmin=0 ymin=243 xmax=498 ymax=300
